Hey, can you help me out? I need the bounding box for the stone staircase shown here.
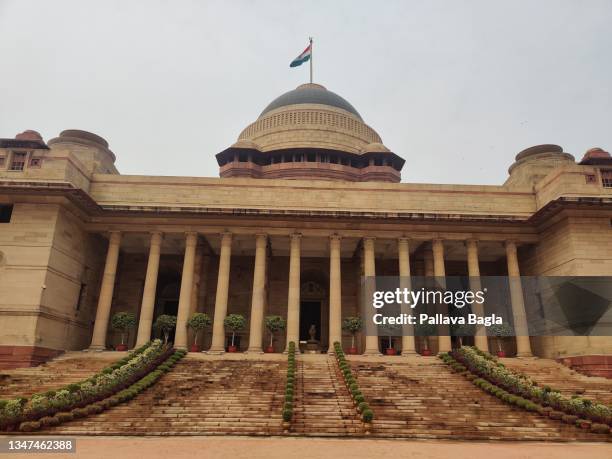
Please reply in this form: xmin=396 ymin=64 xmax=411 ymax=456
xmin=350 ymin=356 xmax=606 ymax=441
xmin=501 ymin=358 xmax=612 ymax=406
xmin=48 ymin=357 xmax=286 ymax=436
xmin=0 ymin=352 xmax=116 ymax=399
xmin=290 ymin=355 xmax=363 ymax=436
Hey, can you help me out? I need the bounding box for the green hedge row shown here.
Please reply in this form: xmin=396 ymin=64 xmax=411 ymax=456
xmin=17 ymin=349 xmax=187 ymax=432
xmin=282 ymin=342 xmax=297 ymax=424
xmin=439 ymin=350 xmax=611 ymax=435
xmin=333 ymin=342 xmax=373 ymax=423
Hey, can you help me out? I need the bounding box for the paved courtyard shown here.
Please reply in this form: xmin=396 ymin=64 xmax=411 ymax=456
xmin=3 ymin=436 xmax=611 ymax=459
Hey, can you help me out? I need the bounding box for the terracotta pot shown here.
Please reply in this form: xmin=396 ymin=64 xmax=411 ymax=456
xmin=421 ymin=349 xmax=432 ymax=356
xmin=189 ymin=344 xmax=200 ymax=352
xmin=497 ymin=351 xmax=506 ymax=358
xmin=227 ymin=345 xmax=238 ymax=353
xmin=265 ymin=346 xmax=275 ymax=353
xmin=116 ymin=344 xmax=128 ymax=352
xmin=347 ymin=347 xmax=358 ymax=355
xmin=385 ymin=348 xmax=396 ymax=356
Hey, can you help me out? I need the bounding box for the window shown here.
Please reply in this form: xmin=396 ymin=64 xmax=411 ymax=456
xmin=0 ymin=156 xmax=5 ymax=168
xmin=9 ymin=152 xmax=26 ymax=171
xmin=29 ymin=157 xmax=42 ymax=168
xmin=0 ymin=205 xmax=13 ymax=223
xmin=602 ymin=170 xmax=612 ymax=188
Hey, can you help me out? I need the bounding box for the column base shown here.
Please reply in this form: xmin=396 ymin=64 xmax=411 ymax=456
xmin=87 ymin=346 xmax=106 ymax=352
xmin=399 ymin=350 xmax=418 ymax=357
xmin=206 ymin=345 xmax=226 ymax=354
xmin=362 ymin=351 xmax=382 ymax=356
xmin=244 ymin=349 xmax=264 ymax=354
xmin=516 ymin=353 xmax=535 ymax=358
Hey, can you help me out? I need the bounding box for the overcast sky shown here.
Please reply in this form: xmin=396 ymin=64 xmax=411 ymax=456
xmin=1 ymin=0 xmax=611 ymax=184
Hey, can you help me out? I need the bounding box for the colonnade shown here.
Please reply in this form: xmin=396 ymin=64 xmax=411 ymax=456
xmin=89 ymin=231 xmax=532 ymax=357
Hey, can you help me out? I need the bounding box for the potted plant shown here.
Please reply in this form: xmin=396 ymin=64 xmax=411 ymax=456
xmin=110 ymin=312 xmax=136 ymax=351
xmin=153 ymin=314 xmax=177 ymax=345
xmin=264 ymin=315 xmax=286 ymax=353
xmin=415 ymin=322 xmax=437 ymax=356
xmin=224 ymin=314 xmax=246 ymax=352
xmin=490 ymin=322 xmax=514 ymax=357
xmin=342 ymin=316 xmax=363 ymax=354
xmin=187 ymin=312 xmax=211 ymax=352
xmin=379 ymin=322 xmax=399 ymax=355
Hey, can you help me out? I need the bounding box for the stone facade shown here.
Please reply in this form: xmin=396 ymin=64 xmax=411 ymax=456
xmin=0 ymin=83 xmax=611 ymax=370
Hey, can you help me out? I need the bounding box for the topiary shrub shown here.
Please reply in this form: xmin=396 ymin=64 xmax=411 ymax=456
xmin=111 ymin=312 xmax=137 ymax=347
xmin=590 ymin=423 xmax=610 ymax=434
xmin=362 ymin=409 xmax=374 ymax=422
xmin=188 ymin=312 xmax=212 ymax=349
xmin=55 ymin=412 xmax=74 ymax=423
xmin=154 ymin=315 xmax=177 ymax=344
xmin=19 ymin=421 xmax=41 ymax=432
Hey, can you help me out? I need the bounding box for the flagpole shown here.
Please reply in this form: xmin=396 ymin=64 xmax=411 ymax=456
xmin=309 ymin=36 xmax=313 ymax=83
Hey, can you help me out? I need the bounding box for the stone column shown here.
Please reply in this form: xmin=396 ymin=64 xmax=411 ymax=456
xmin=399 ymin=238 xmax=417 ymax=355
xmin=189 ymin=245 xmax=204 ymax=317
xmin=247 ymin=234 xmax=267 ymax=353
xmin=505 ymin=241 xmax=532 ymax=357
xmin=433 ymin=239 xmax=451 ymax=352
xmin=363 ymin=237 xmax=380 ymax=355
xmin=135 ymin=232 xmax=163 ymax=347
xmin=209 ymin=232 xmax=233 ymax=353
xmin=90 ymin=231 xmax=122 ymax=350
xmin=328 ymin=235 xmax=342 ymax=351
xmin=174 ymin=232 xmax=198 ymax=350
xmin=285 ymin=233 xmax=301 ymax=350
xmin=466 ymin=239 xmax=489 ymax=352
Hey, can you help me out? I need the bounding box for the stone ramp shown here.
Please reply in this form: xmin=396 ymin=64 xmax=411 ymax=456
xmin=290 ymin=355 xmax=363 ymax=436
xmin=0 ymin=351 xmax=118 ymax=398
xmin=48 ymin=357 xmax=287 ymax=436
xmin=501 ymin=358 xmax=612 ymax=406
xmin=350 ymin=356 xmax=606 ymax=441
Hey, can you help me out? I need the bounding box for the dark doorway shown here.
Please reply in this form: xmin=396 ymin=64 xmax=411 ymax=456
xmin=300 ymin=301 xmax=321 ymax=341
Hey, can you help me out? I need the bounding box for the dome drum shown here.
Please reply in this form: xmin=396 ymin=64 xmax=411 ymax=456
xmin=216 ymin=147 xmax=403 ymax=182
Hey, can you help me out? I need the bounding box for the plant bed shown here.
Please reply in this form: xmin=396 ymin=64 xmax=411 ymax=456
xmin=438 ymin=347 xmax=612 ymax=435
xmin=12 ymin=348 xmax=187 ymax=433
xmin=0 ymin=340 xmax=175 ymax=432
xmin=333 ymin=341 xmax=374 ymax=433
xmin=281 ymin=341 xmax=297 ymax=432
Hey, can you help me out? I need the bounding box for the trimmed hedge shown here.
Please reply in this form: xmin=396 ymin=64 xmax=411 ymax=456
xmin=13 ymin=348 xmax=187 ymax=433
xmin=439 ymin=348 xmax=612 ymax=435
xmin=0 ymin=343 xmax=185 ymax=432
xmin=333 ymin=342 xmax=374 ymax=424
xmin=282 ymin=342 xmax=297 ymax=424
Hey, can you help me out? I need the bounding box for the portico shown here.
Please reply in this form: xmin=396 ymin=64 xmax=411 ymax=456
xmin=87 ymin=224 xmax=535 ymax=356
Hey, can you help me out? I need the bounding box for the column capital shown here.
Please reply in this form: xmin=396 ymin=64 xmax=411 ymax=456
xmin=185 ymin=232 xmax=198 ymax=246
xmin=329 ymin=233 xmax=342 ymax=241
xmin=220 ymin=231 xmax=233 ymax=246
xmin=255 ymin=233 xmax=267 ymax=249
xmin=465 ymin=238 xmax=479 ymax=249
xmin=149 ymin=231 xmax=163 ymax=239
xmin=398 ymin=236 xmax=411 ymax=244
xmin=504 ymin=240 xmax=518 ymax=251
xmin=290 ymin=232 xmax=302 ymax=241
xmin=363 ymin=236 xmax=376 ymax=242
xmin=108 ymin=231 xmax=122 ymax=243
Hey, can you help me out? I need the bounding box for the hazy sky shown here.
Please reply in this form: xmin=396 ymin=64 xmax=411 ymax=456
xmin=1 ymin=0 xmax=611 ymax=184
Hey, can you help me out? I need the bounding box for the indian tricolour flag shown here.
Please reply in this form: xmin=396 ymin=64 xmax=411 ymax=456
xmin=290 ymin=43 xmax=312 ymax=68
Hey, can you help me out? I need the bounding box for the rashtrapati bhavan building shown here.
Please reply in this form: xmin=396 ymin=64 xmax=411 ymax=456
xmin=1 ymin=82 xmax=611 ymax=373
